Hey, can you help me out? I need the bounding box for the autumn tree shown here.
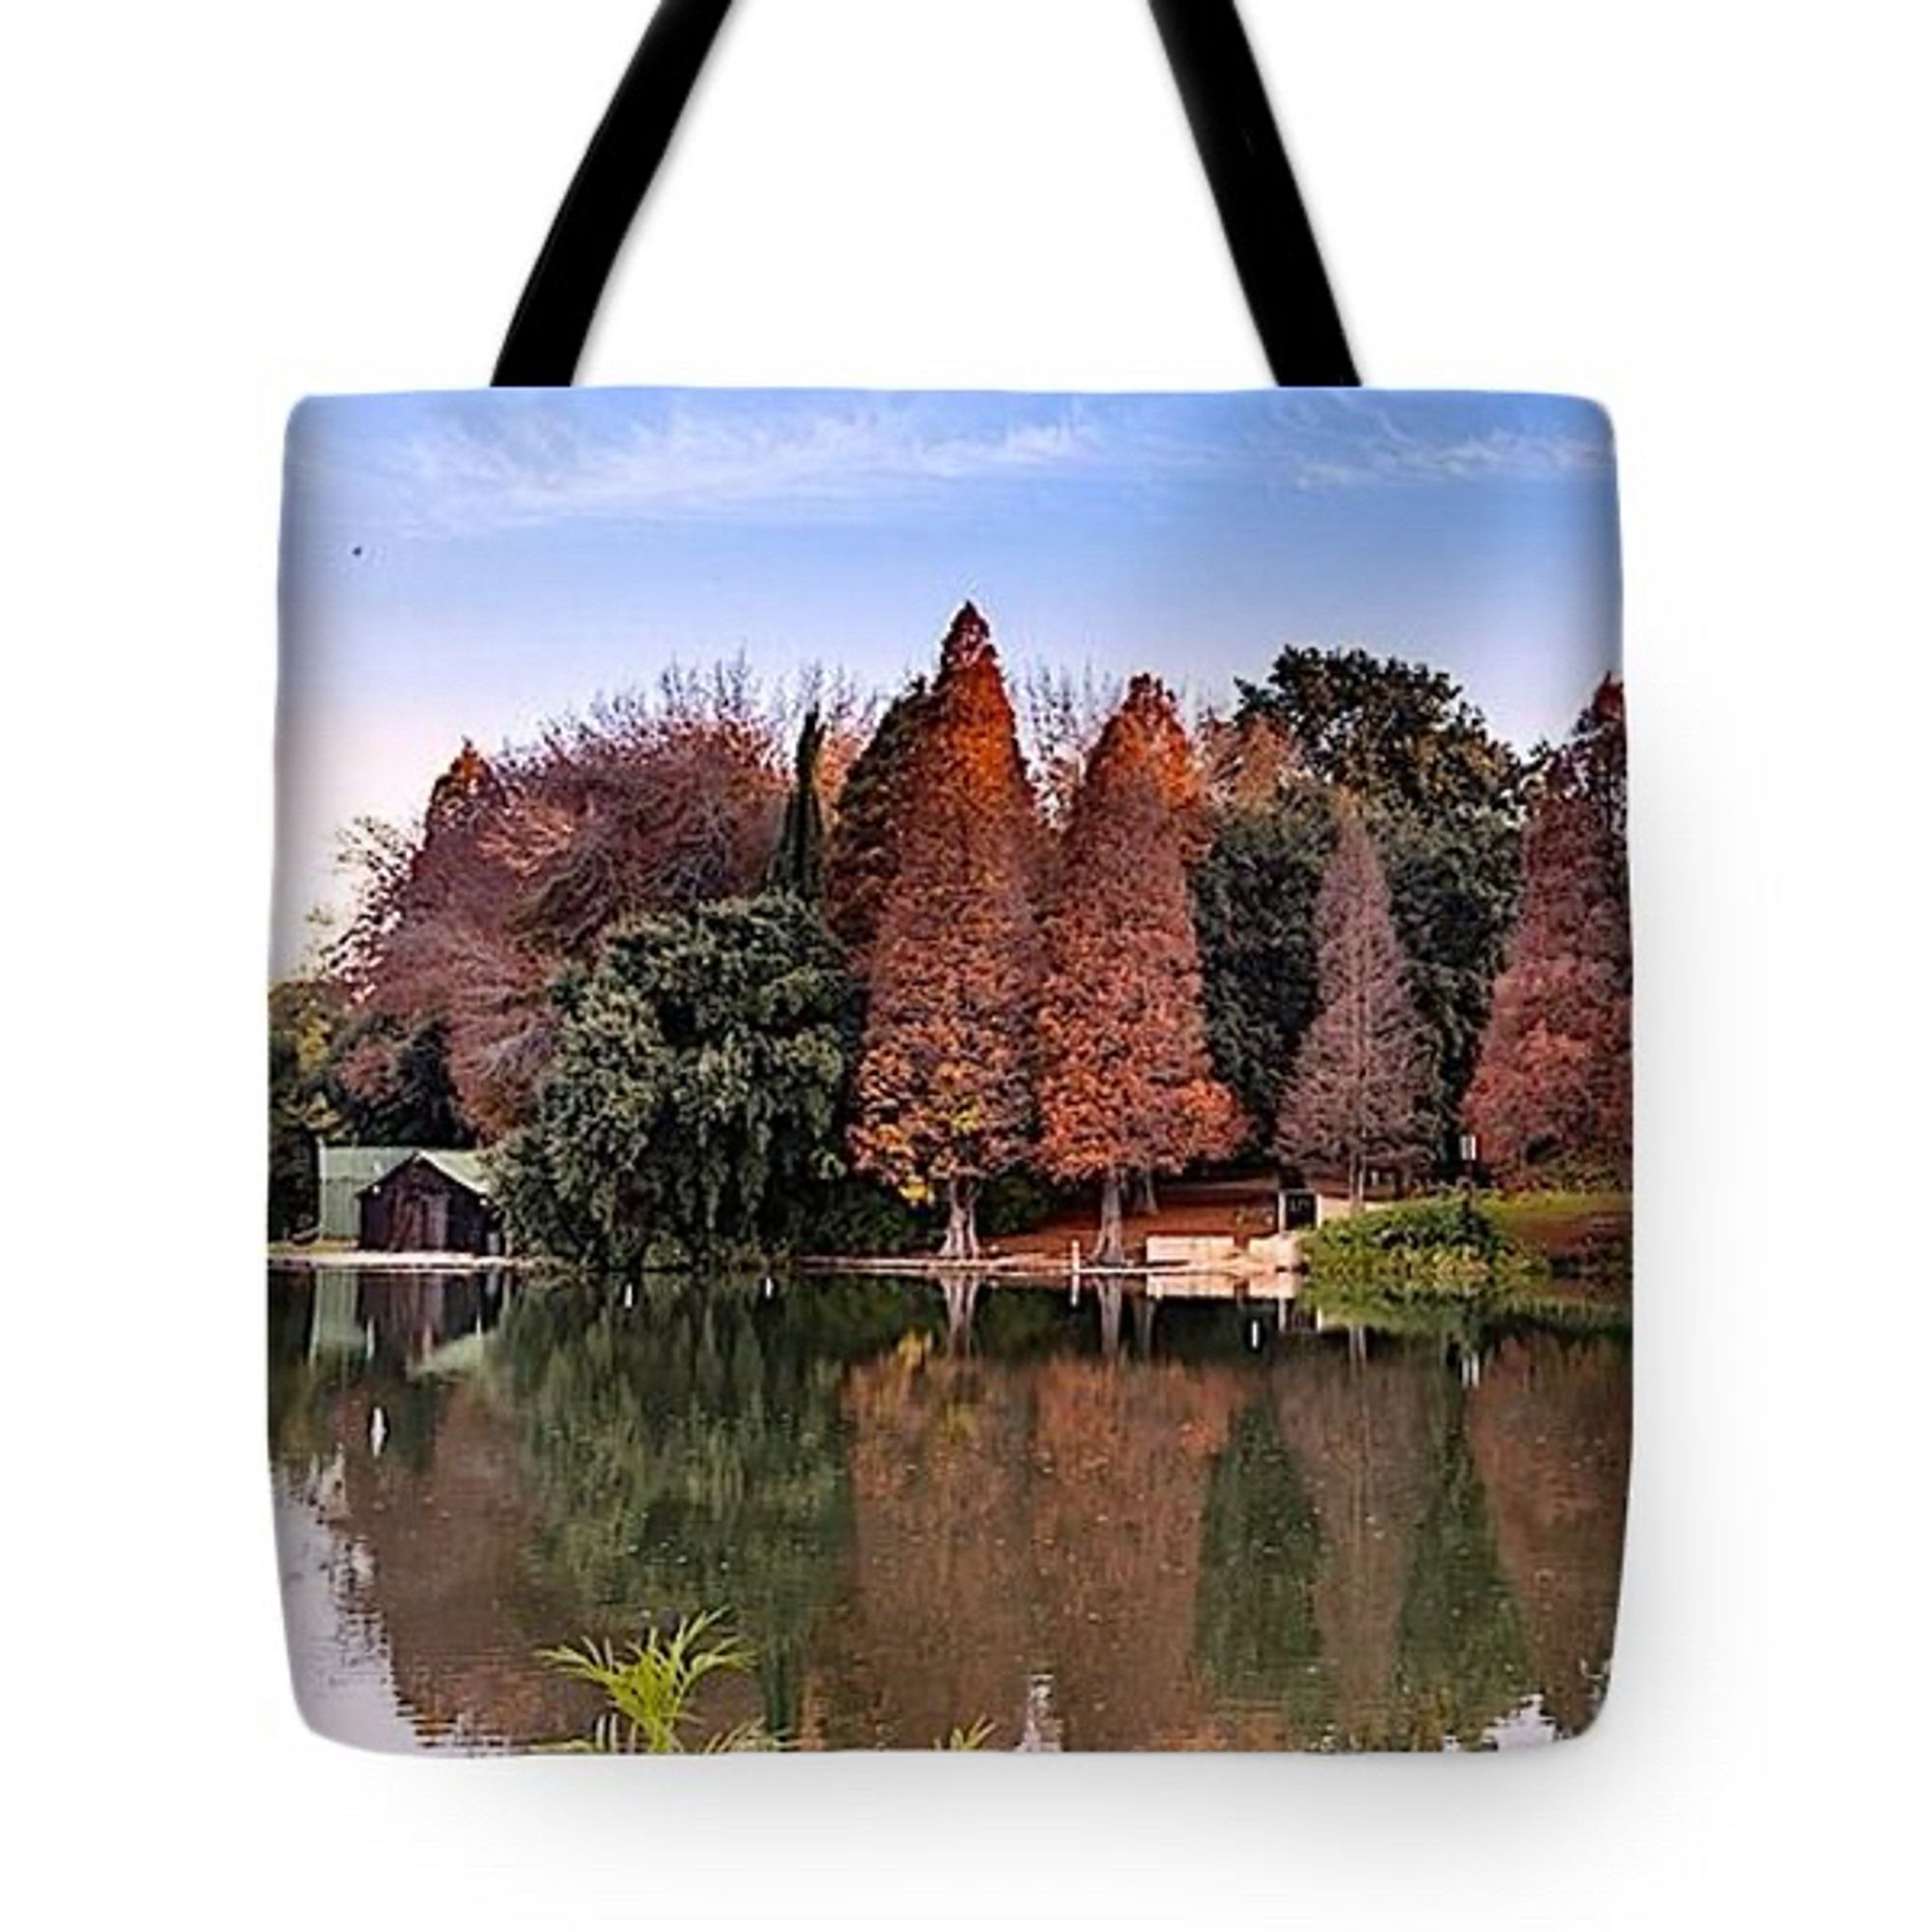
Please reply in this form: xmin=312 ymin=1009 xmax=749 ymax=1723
xmin=1236 ymin=648 xmax=1522 ymax=1141
xmin=1035 ymin=677 xmax=1240 ymax=1263
xmin=1465 ymin=679 xmax=1631 ymax=1185
xmin=849 ymin=605 xmax=1043 ymax=1260
xmin=1276 ymin=801 xmax=1437 ymax=1204
xmin=330 ymin=741 xmax=552 ymax=1136
xmin=335 ymin=679 xmax=794 ymax=1136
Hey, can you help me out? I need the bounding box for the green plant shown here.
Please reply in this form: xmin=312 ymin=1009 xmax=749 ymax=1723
xmin=1301 ymin=1196 xmax=1549 ymax=1301
xmin=938 ymin=1719 xmax=997 ymax=1750
xmin=538 ymin=1610 xmax=772 ymax=1753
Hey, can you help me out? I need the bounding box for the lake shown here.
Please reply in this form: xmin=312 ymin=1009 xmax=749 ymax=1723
xmin=270 ymin=1265 xmax=1629 ymax=1752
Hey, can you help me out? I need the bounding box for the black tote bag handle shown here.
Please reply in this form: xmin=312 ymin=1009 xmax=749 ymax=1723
xmin=494 ymin=0 xmax=1358 ymax=389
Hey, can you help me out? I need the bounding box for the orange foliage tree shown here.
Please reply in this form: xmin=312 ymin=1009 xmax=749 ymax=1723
xmin=1275 ymin=800 xmax=1437 ymax=1204
xmin=1035 ymin=677 xmax=1240 ymax=1263
xmin=1465 ymin=678 xmax=1631 ymax=1185
xmin=849 ymin=605 xmax=1043 ymax=1259
xmin=334 ymin=680 xmax=793 ymax=1137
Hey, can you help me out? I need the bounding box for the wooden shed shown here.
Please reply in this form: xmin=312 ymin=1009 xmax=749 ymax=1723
xmin=355 ymin=1151 xmax=502 ymax=1256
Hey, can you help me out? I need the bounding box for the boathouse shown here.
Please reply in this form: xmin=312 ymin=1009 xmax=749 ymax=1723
xmin=316 ymin=1147 xmax=502 ymax=1254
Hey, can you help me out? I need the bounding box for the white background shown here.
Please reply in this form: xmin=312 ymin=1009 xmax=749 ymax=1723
xmin=5 ymin=1 xmax=1928 ymax=1923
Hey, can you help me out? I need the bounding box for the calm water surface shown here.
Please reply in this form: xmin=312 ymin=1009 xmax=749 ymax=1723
xmin=270 ymin=1266 xmax=1629 ymax=1753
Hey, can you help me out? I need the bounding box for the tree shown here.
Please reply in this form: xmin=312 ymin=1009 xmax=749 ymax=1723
xmin=1237 ymin=648 xmax=1522 ymax=1141
xmin=1192 ymin=715 xmax=1334 ymax=1139
xmin=498 ymin=895 xmax=855 ymax=1274
xmin=1035 ymin=677 xmax=1240 ymax=1263
xmin=1465 ymin=679 xmax=1631 ymax=1185
xmin=768 ymin=708 xmax=828 ymax=901
xmin=1236 ymin=646 xmax=1520 ymax=819
xmin=334 ymin=680 xmax=795 ymax=1136
xmin=822 ymin=677 xmax=932 ymax=969
xmin=268 ymin=979 xmax=346 ymax=1236
xmin=327 ymin=1014 xmax=471 ymax=1148
xmin=1276 ymin=802 xmax=1437 ymax=1204
xmin=850 ymin=605 xmax=1043 ymax=1260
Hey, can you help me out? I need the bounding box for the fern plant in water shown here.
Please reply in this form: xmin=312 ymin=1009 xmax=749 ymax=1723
xmin=538 ymin=1610 xmax=772 ymax=1753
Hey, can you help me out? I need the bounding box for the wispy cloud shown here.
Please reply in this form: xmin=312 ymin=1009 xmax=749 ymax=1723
xmin=299 ymin=395 xmax=1102 ymax=533
xmin=292 ymin=387 xmax=1611 ymax=538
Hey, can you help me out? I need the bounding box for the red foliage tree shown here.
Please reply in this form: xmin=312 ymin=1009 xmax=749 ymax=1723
xmin=335 ymin=683 xmax=791 ymax=1136
xmin=1275 ymin=801 xmax=1437 ymax=1203
xmin=850 ymin=605 xmax=1044 ymax=1258
xmin=1035 ymin=677 xmax=1241 ymax=1263
xmin=1465 ymin=679 xmax=1631 ymax=1185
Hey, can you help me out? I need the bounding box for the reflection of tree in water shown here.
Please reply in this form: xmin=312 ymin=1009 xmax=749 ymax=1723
xmin=1028 ymin=1357 xmax=1245 ymax=1748
xmin=1194 ymin=1405 xmax=1325 ymax=1740
xmin=836 ymin=1344 xmax=1247 ymax=1750
xmin=831 ymin=1344 xmax=1037 ymax=1749
xmin=493 ymin=1274 xmax=925 ymax=1739
xmin=1391 ymin=1383 xmax=1533 ymax=1748
xmin=1466 ymin=1333 xmax=1630 ymax=1735
xmin=269 ymin=1274 xmax=589 ymax=1745
xmin=1266 ymin=1340 xmax=1438 ymax=1747
xmin=268 ymin=1268 xmax=1628 ymax=1751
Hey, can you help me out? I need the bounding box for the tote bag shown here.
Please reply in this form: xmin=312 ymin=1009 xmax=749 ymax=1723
xmin=272 ymin=0 xmax=1630 ymax=1755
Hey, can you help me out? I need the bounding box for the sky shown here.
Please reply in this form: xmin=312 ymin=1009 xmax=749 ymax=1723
xmin=275 ymin=385 xmax=1620 ymax=973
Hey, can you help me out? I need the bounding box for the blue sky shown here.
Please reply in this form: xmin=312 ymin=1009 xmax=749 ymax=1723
xmin=276 ymin=386 xmax=1620 ymax=972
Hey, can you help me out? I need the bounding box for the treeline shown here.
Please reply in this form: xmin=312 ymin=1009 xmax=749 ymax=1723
xmin=269 ymin=604 xmax=1630 ymax=1263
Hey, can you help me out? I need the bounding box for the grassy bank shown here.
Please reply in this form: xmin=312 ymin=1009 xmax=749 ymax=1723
xmin=1300 ymin=1192 xmax=1631 ymax=1333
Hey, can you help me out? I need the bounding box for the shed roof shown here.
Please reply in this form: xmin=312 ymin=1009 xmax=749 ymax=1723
xmin=316 ymin=1146 xmax=495 ymax=1240
xmin=363 ymin=1150 xmax=496 ymax=1199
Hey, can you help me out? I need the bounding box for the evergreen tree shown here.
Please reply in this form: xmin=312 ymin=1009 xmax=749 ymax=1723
xmin=768 ymin=708 xmax=828 ymax=902
xmin=1035 ymin=677 xmax=1240 ymax=1263
xmin=822 ymin=677 xmax=932 ymax=969
xmin=1465 ymin=679 xmax=1631 ymax=1184
xmin=1276 ymin=803 xmax=1437 ymax=1204
xmin=849 ymin=605 xmax=1043 ymax=1260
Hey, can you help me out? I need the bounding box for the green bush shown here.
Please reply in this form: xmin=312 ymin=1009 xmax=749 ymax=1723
xmin=1302 ymin=1196 xmax=1548 ymax=1300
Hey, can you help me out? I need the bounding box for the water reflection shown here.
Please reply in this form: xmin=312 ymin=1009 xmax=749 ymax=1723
xmin=270 ymin=1266 xmax=1628 ymax=1752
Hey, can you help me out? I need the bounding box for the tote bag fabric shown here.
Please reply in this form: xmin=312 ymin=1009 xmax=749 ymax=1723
xmin=272 ymin=0 xmax=1630 ymax=1755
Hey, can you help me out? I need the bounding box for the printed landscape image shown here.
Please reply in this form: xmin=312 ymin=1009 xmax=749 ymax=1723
xmin=271 ymin=388 xmax=1629 ymax=1752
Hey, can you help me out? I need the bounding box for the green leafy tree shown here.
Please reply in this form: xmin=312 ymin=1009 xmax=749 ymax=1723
xmin=1236 ymin=646 xmax=1521 ymax=819
xmin=267 ymin=980 xmax=346 ymax=1236
xmin=1236 ymin=648 xmax=1522 ymax=1144
xmin=1192 ymin=779 xmax=1334 ymax=1138
xmin=499 ymin=895 xmax=856 ymax=1271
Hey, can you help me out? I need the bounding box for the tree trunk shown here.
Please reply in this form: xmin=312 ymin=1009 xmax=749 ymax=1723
xmin=1094 ymin=1167 xmax=1126 ymax=1267
xmin=941 ymin=1176 xmax=980 ymax=1262
xmin=1136 ymin=1170 xmax=1159 ymax=1216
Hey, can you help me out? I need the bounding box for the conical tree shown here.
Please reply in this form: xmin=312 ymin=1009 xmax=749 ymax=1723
xmin=768 ymin=708 xmax=828 ymax=901
xmin=1036 ymin=677 xmax=1240 ymax=1264
xmin=823 ymin=677 xmax=933 ymax=969
xmin=850 ymin=605 xmax=1043 ymax=1260
xmin=1276 ymin=801 xmax=1437 ymax=1205
xmin=1465 ymin=679 xmax=1631 ymax=1184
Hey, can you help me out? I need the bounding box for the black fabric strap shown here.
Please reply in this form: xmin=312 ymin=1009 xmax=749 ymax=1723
xmin=494 ymin=0 xmax=1357 ymax=388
